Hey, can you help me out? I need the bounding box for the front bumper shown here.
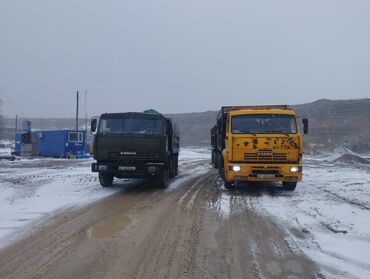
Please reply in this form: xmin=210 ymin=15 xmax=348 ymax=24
xmin=225 ymin=163 xmax=302 ymax=183
xmin=92 ymin=162 xmax=164 ymax=178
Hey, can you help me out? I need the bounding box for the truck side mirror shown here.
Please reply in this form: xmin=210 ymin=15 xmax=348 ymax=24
xmin=302 ymin=118 xmax=309 ymax=134
xmin=91 ymin=118 xmax=98 ymax=135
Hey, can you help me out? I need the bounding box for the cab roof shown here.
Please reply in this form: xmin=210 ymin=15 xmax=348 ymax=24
xmin=100 ymin=112 xmax=165 ymax=120
xmin=229 ymin=108 xmax=296 ymax=116
xmin=217 ymin=106 xmax=296 ymax=120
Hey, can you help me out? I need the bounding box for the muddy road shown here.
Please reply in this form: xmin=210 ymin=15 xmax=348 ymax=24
xmin=0 ymin=160 xmax=319 ymax=279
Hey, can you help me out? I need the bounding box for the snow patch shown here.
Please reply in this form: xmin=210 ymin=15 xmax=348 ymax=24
xmin=256 ymin=156 xmax=370 ymax=278
xmin=0 ymin=148 xmax=212 ymax=248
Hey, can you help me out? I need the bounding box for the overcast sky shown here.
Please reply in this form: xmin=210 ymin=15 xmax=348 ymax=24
xmin=0 ymin=0 xmax=369 ymax=118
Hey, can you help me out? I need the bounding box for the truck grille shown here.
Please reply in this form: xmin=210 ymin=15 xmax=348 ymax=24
xmin=107 ymin=151 xmax=158 ymax=161
xmin=244 ymin=152 xmax=287 ymax=161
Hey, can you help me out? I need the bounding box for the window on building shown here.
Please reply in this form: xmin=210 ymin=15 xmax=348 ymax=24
xmin=68 ymin=132 xmax=83 ymax=143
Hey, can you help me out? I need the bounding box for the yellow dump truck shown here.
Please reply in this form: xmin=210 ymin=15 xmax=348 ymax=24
xmin=211 ymin=106 xmax=308 ymax=191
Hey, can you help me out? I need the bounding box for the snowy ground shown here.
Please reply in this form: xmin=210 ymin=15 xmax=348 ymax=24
xmin=0 ymin=141 xmax=12 ymax=157
xmin=0 ymin=148 xmax=211 ymax=248
xmin=217 ymin=153 xmax=370 ymax=279
xmin=1 ymin=147 xmax=370 ymax=278
xmin=260 ymin=155 xmax=370 ymax=279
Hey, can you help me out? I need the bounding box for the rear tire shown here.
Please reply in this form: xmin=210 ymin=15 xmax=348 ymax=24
xmin=282 ymin=182 xmax=297 ymax=191
xmin=158 ymin=168 xmax=169 ymax=189
xmin=99 ymin=172 xmax=113 ymax=187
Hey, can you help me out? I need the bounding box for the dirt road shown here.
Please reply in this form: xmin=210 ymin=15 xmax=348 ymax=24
xmin=0 ymin=160 xmax=319 ymax=279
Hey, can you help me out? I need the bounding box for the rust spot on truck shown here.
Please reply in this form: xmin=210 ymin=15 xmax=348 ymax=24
xmin=252 ymin=138 xmax=258 ymax=149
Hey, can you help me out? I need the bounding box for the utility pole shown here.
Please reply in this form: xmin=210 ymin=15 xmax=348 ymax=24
xmin=15 ymin=114 xmax=18 ymax=138
xmin=85 ymin=90 xmax=88 ymax=131
xmin=76 ymin=91 xmax=79 ymax=130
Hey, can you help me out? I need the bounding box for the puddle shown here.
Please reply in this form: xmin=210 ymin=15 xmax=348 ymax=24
xmin=87 ymin=214 xmax=132 ymax=239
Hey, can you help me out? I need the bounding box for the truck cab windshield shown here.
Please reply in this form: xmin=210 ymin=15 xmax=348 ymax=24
xmin=99 ymin=117 xmax=162 ymax=135
xmin=232 ymin=114 xmax=297 ymax=134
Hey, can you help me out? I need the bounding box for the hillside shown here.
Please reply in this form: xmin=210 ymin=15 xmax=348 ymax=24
xmin=166 ymin=111 xmax=217 ymax=147
xmin=168 ymin=98 xmax=370 ymax=151
xmin=293 ymin=99 xmax=370 ymax=152
xmin=3 ymin=99 xmax=370 ymax=152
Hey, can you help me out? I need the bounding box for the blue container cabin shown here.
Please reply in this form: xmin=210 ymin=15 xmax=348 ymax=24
xmin=15 ymin=130 xmax=88 ymax=158
xmin=14 ymin=133 xmax=20 ymax=155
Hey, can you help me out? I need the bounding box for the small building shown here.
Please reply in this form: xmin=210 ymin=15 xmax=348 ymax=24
xmin=15 ymin=130 xmax=89 ymax=158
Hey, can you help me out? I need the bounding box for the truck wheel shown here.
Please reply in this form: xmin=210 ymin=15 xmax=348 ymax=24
xmin=282 ymin=182 xmax=297 ymax=191
xmin=158 ymin=169 xmax=169 ymax=189
xmin=224 ymin=180 xmax=233 ymax=189
xmin=99 ymin=172 xmax=113 ymax=187
xmin=217 ymin=155 xmax=225 ymax=179
xmin=169 ymin=158 xmax=175 ymax=178
xmin=174 ymin=156 xmax=179 ymax=176
xmin=212 ymin=151 xmax=218 ymax=168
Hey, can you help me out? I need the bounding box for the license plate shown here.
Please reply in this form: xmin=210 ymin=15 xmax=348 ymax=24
xmin=257 ymin=174 xmax=275 ymax=179
xmin=118 ymin=166 xmax=136 ymax=171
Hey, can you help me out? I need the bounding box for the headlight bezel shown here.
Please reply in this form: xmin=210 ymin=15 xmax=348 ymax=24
xmin=232 ymin=165 xmax=241 ymax=172
xmin=290 ymin=166 xmax=299 ymax=173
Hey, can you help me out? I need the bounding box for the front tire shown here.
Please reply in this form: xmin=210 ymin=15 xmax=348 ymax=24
xmin=158 ymin=168 xmax=169 ymax=189
xmin=174 ymin=155 xmax=179 ymax=176
xmin=169 ymin=157 xmax=176 ymax=178
xmin=282 ymin=182 xmax=297 ymax=191
xmin=212 ymin=150 xmax=218 ymax=168
xmin=217 ymin=154 xmax=225 ymax=179
xmin=224 ymin=180 xmax=233 ymax=189
xmin=99 ymin=172 xmax=114 ymax=187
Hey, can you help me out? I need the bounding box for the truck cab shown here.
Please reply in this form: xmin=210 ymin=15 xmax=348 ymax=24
xmin=211 ymin=106 xmax=308 ymax=191
xmin=91 ymin=111 xmax=180 ymax=188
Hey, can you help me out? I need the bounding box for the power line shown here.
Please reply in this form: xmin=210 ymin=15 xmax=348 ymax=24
xmin=39 ymin=95 xmax=76 ymax=118
xmin=0 ymin=87 xmax=27 ymax=118
xmin=0 ymin=88 xmax=88 ymax=119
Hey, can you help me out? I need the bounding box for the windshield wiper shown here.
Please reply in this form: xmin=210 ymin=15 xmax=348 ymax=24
xmin=233 ymin=129 xmax=256 ymax=136
xmin=263 ymin=130 xmax=290 ymax=136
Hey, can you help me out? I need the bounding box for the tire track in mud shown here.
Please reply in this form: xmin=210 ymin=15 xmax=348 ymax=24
xmin=195 ymin=176 xmax=320 ymax=279
xmin=0 ymin=161 xmax=319 ymax=279
xmin=128 ymin=173 xmax=214 ymax=279
xmin=0 ymin=160 xmax=210 ymax=279
xmin=0 ymin=182 xmax=163 ymax=279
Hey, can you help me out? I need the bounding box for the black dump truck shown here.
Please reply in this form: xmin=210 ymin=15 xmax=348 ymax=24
xmin=91 ymin=110 xmax=180 ymax=188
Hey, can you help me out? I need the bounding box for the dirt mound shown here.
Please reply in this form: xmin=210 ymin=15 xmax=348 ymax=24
xmin=334 ymin=154 xmax=369 ymax=164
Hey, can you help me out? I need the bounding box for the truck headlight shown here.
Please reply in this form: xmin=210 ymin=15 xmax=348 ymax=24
xmin=232 ymin=165 xmax=241 ymax=172
xmin=290 ymin=166 xmax=299 ymax=173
